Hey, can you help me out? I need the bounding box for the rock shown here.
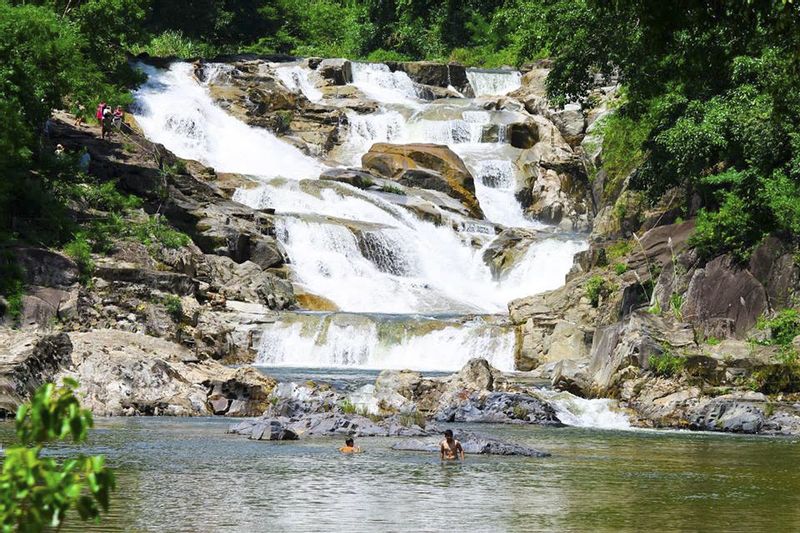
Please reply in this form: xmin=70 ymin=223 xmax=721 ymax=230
xmin=361 ymin=143 xmax=483 ymax=219
xmin=0 ymin=332 xmax=73 ymax=415
xmin=682 ymin=255 xmax=768 ymax=338
xmin=393 ymin=431 xmax=550 ymax=457
xmin=204 ymin=255 xmax=295 ymax=310
xmin=508 ymin=120 xmax=539 ymax=149
xmin=626 ymin=219 xmax=696 ymax=276
xmin=94 ymin=262 xmax=198 ymax=296
xmin=317 ymin=58 xmax=352 ymax=85
xmin=748 ymin=236 xmax=800 ymax=311
xmin=228 ymin=417 xmax=299 ymax=440
xmin=551 ymin=359 xmax=591 ymax=396
xmin=453 ymin=358 xmax=499 ymax=391
xmin=689 ymin=399 xmax=766 ymax=434
xmin=482 ymin=228 xmax=540 ymax=279
xmin=58 ymin=330 xmax=274 ymax=416
xmin=387 ymin=61 xmax=469 ymax=93
xmin=319 ymin=167 xmax=381 ymax=189
xmin=434 ymin=391 xmax=562 ymax=425
xmin=590 ymin=190 xmax=647 ymax=241
xmin=548 ymin=103 xmax=586 ymax=145
xmin=15 ymin=247 xmax=79 ymax=288
xmin=205 ymin=366 xmax=276 ymax=416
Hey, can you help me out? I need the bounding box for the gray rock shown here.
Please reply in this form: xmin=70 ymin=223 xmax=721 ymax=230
xmin=689 ymin=399 xmax=766 ymax=434
xmin=317 ymin=58 xmax=352 ymax=85
xmin=393 ymin=431 xmax=550 ymax=457
xmin=434 ymin=391 xmax=562 ymax=425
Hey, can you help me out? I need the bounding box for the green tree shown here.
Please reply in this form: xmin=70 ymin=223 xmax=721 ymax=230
xmin=0 ymin=379 xmax=114 ymax=532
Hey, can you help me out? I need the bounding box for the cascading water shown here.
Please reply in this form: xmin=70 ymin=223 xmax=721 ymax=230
xmin=466 ymin=69 xmax=523 ymax=96
xmin=274 ymin=65 xmax=323 ymax=102
xmin=132 ymin=60 xmax=589 ymax=374
xmin=132 ymin=63 xmax=323 ymax=179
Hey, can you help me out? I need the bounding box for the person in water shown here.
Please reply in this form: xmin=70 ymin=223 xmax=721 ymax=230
xmin=440 ymin=429 xmax=464 ymax=461
xmin=339 ymin=438 xmax=361 ymax=454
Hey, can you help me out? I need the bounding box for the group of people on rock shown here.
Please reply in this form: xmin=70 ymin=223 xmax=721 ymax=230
xmin=339 ymin=429 xmax=465 ymax=462
xmin=95 ymin=101 xmax=125 ymax=139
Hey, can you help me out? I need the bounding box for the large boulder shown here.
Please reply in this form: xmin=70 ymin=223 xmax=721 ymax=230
xmin=317 ymin=58 xmax=353 ymax=85
xmin=682 ymin=255 xmax=768 ymax=338
xmin=434 ymin=391 xmax=562 ymax=425
xmin=387 ymin=61 xmax=470 ymax=94
xmin=361 ymin=143 xmax=484 ymax=219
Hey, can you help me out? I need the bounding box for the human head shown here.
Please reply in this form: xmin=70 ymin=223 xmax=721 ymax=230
xmin=345 ymin=438 xmax=354 ymax=447
xmin=444 ymin=429 xmax=453 ymax=439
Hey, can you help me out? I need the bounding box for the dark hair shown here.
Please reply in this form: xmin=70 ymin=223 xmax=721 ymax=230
xmin=444 ymin=429 xmax=453 ymax=438
xmin=345 ymin=438 xmax=354 ymax=446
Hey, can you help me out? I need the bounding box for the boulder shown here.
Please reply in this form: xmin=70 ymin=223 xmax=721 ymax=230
xmin=482 ymin=228 xmax=540 ymax=279
xmin=361 ymin=143 xmax=483 ymax=219
xmin=508 ymin=120 xmax=539 ymax=149
xmin=387 ymin=61 xmax=469 ymax=93
xmin=434 ymin=391 xmax=562 ymax=425
xmin=228 ymin=417 xmax=299 ymax=440
xmin=393 ymin=431 xmax=550 ymax=457
xmin=15 ymin=247 xmax=79 ymax=288
xmin=689 ymin=398 xmax=766 ymax=434
xmin=626 ymin=219 xmax=696 ymax=276
xmin=317 ymin=58 xmax=352 ymax=85
xmin=682 ymin=255 xmax=768 ymax=338
xmin=548 ymin=103 xmax=586 ymax=145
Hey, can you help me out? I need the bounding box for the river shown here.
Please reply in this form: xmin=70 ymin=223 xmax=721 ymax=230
xmin=18 ymin=417 xmax=793 ymax=532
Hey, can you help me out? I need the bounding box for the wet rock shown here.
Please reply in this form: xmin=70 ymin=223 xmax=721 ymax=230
xmin=482 ymin=228 xmax=540 ymax=280
xmin=434 ymin=391 xmax=562 ymax=425
xmin=551 ymin=359 xmax=590 ymax=396
xmin=229 ymin=417 xmax=299 ymax=440
xmin=317 ymin=58 xmax=353 ymax=85
xmin=508 ymin=120 xmax=539 ymax=149
xmin=393 ymin=431 xmax=550 ymax=457
xmin=319 ymin=167 xmax=381 ymax=189
xmin=387 ymin=61 xmax=469 ymax=94
xmin=362 ymin=143 xmax=483 ymax=219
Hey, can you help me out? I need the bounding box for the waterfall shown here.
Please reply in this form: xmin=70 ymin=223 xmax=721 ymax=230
xmin=350 ymin=62 xmax=420 ymax=104
xmin=132 ymin=63 xmax=323 ymax=179
xmin=275 ymin=65 xmax=323 ymax=102
xmin=537 ymin=389 xmax=632 ymax=430
xmin=466 ymin=69 xmax=523 ymax=96
xmin=255 ymin=313 xmax=516 ymax=372
xmin=133 ymin=60 xmax=589 ymax=375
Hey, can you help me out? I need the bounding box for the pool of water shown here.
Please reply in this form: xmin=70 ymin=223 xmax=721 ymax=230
xmin=7 ymin=418 xmax=798 ymax=532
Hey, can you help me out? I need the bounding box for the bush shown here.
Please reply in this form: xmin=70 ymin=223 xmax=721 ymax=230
xmin=606 ymin=240 xmax=633 ymax=261
xmin=131 ymin=216 xmax=190 ymax=250
xmin=756 ymin=309 xmax=800 ymax=346
xmin=339 ymin=399 xmax=357 ymax=415
xmin=0 ymin=380 xmax=115 ymax=530
xmin=649 ymin=349 xmax=685 ymax=377
xmin=163 ymin=294 xmax=183 ymax=321
xmin=364 ymin=49 xmax=412 ymax=63
xmin=64 ymin=233 xmax=95 ymax=284
xmin=613 ymin=263 xmax=628 ymax=275
xmin=129 ymin=30 xmax=216 ymax=58
xmin=585 ymin=275 xmax=609 ymax=307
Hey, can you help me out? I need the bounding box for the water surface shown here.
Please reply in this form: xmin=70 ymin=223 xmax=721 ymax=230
xmin=8 ymin=418 xmax=797 ymax=532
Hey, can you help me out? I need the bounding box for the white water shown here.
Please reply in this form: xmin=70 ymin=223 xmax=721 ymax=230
xmin=133 ymin=60 xmax=589 ymax=374
xmin=133 ymin=63 xmax=324 ymax=179
xmin=467 ymin=69 xmax=523 ymax=96
xmin=274 ymin=65 xmax=323 ymax=102
xmin=539 ymin=389 xmax=633 ymax=430
xmin=255 ymin=314 xmax=515 ymax=372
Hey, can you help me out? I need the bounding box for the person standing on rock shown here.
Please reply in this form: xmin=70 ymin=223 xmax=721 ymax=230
xmin=339 ymin=438 xmax=361 ymax=454
xmin=440 ymin=429 xmax=464 ymax=461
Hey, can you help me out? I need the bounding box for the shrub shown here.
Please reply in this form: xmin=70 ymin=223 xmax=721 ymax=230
xmin=64 ymin=233 xmax=95 ymax=284
xmin=399 ymin=411 xmax=426 ymax=428
xmin=613 ymin=263 xmax=628 ymax=275
xmin=131 ymin=216 xmax=191 ymax=250
xmin=379 ymin=184 xmax=406 ymax=196
xmin=649 ymin=348 xmax=685 ymax=377
xmin=163 ymin=295 xmax=183 ymax=321
xmin=757 ymin=309 xmax=800 ymax=346
xmin=586 ymin=275 xmax=609 ymax=307
xmin=0 ymin=380 xmax=114 ymax=530
xmin=339 ymin=399 xmax=357 ymax=414
xmin=606 ymin=240 xmax=633 ymax=261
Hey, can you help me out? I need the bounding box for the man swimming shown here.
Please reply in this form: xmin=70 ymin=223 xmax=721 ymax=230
xmin=339 ymin=438 xmax=361 ymax=454
xmin=440 ymin=429 xmax=464 ymax=461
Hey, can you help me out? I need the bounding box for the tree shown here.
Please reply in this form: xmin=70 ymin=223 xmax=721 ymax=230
xmin=0 ymin=379 xmax=114 ymax=532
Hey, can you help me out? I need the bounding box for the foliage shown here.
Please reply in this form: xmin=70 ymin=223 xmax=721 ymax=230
xmin=129 ymin=216 xmax=191 ymax=250
xmin=585 ymin=275 xmax=609 ymax=308
xmin=64 ymin=233 xmax=96 ymax=284
xmin=163 ymin=294 xmax=183 ymax=321
xmin=649 ymin=348 xmax=685 ymax=378
xmin=756 ymin=309 xmax=800 ymax=346
xmin=613 ymin=263 xmax=627 ymax=276
xmin=0 ymin=379 xmax=114 ymax=531
xmin=605 ymin=240 xmax=633 ymax=261
xmin=338 ymin=398 xmax=357 ymax=415
xmin=398 ymin=411 xmax=426 ymax=428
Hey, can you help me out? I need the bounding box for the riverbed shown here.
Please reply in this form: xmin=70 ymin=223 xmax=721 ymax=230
xmin=10 ymin=418 xmax=797 ymax=532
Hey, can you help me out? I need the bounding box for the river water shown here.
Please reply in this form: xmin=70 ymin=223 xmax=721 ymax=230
xmin=21 ymin=417 xmax=794 ymax=532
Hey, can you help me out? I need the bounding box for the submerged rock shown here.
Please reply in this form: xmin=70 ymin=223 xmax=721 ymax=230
xmin=393 ymin=431 xmax=550 ymax=457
